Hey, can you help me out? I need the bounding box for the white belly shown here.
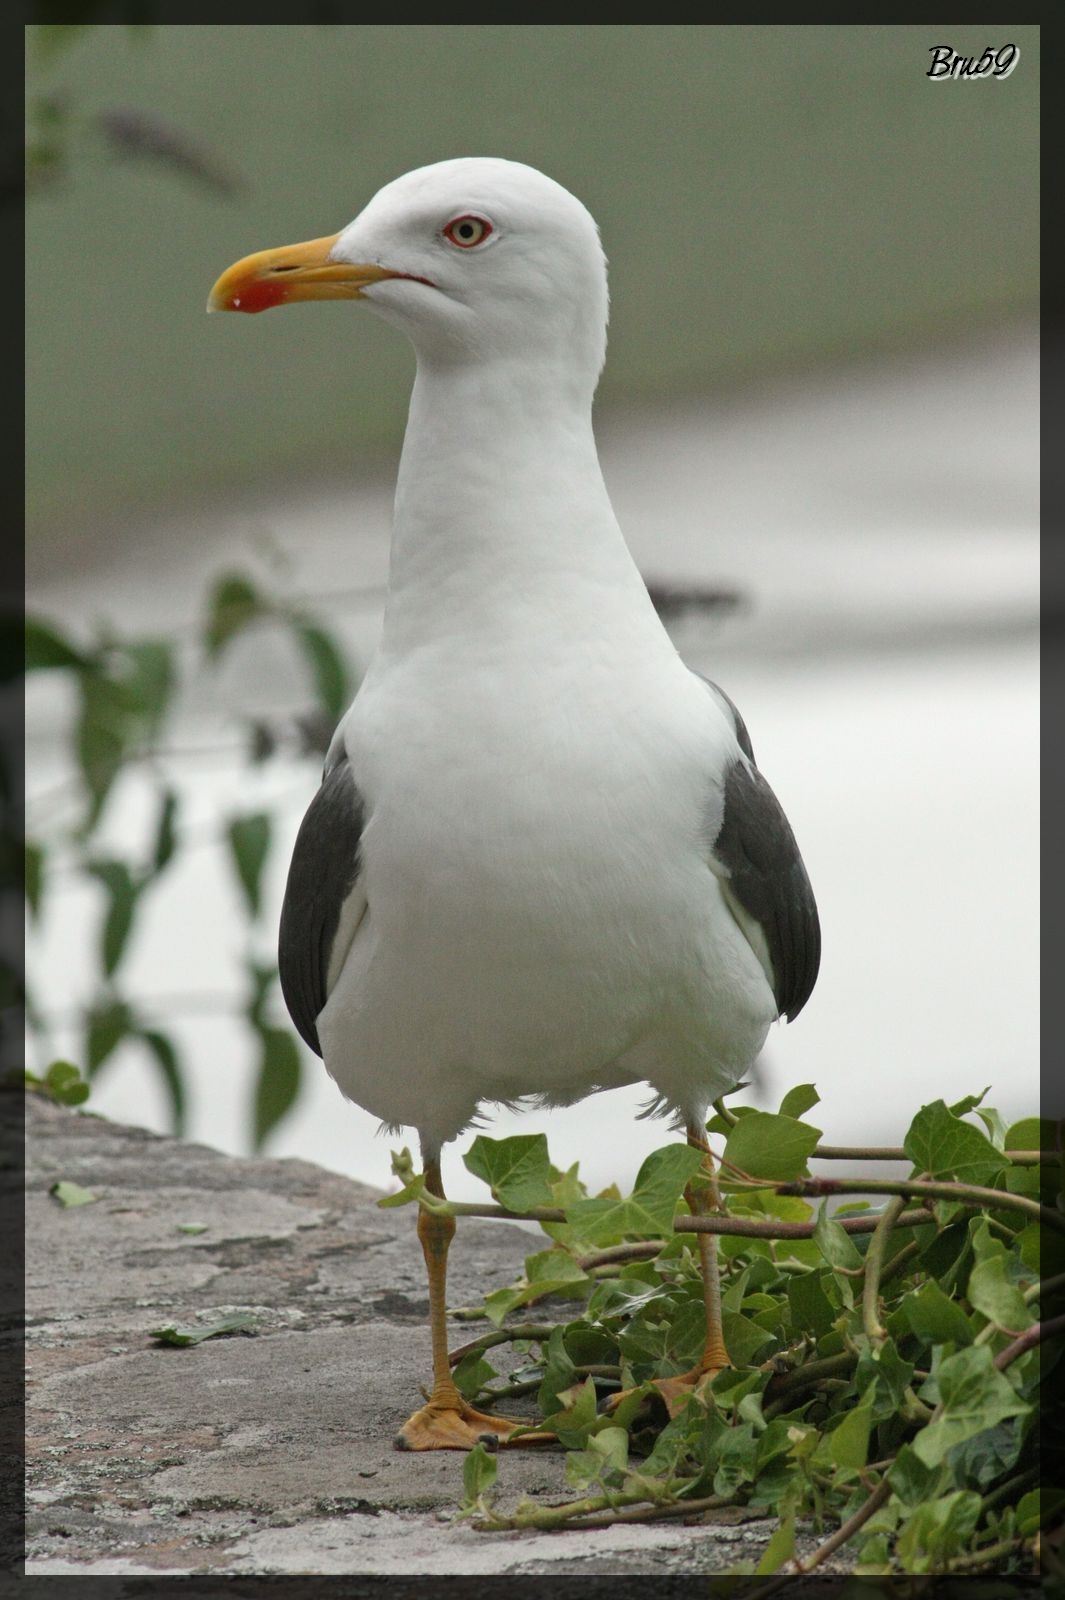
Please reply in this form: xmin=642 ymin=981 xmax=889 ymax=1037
xmin=316 ymin=646 xmax=775 ymax=1146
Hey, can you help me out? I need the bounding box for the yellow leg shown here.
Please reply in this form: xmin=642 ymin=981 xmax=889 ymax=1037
xmin=394 ymin=1155 xmax=555 ymax=1450
xmin=608 ymin=1119 xmax=731 ymax=1420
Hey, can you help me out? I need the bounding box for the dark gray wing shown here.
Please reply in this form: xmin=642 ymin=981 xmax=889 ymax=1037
xmin=712 ymin=756 xmax=820 ymax=1020
xmin=697 ymin=673 xmax=755 ymax=763
xmin=697 ymin=674 xmax=820 ymax=1020
xmin=278 ymin=750 xmax=365 ymax=1057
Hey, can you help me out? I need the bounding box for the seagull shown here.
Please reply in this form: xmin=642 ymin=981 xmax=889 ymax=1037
xmin=208 ymin=157 xmax=820 ymax=1451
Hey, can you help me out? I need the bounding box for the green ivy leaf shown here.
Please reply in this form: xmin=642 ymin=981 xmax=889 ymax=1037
xmin=463 ymin=1133 xmax=555 ymax=1211
xmin=1016 ymin=1487 xmax=1065 ymax=1536
xmin=895 ymin=1489 xmax=982 ymax=1573
xmin=723 ymin=1111 xmax=822 ymax=1181
xmin=205 ymin=573 xmax=269 ymax=658
xmin=227 ymin=812 xmax=271 ymax=918
xmin=149 ymin=1313 xmax=259 ymax=1346
xmin=567 ymin=1144 xmax=705 ymax=1245
xmin=856 ymin=1338 xmax=915 ymax=1419
xmin=755 ymin=1512 xmax=795 ymax=1574
xmin=786 ymin=1269 xmax=836 ymax=1338
xmin=537 ymin=1325 xmax=578 ymax=1420
xmin=887 ymin=1442 xmax=949 ymax=1507
xmin=460 ymin=1441 xmax=498 ymax=1513
xmin=452 ymin=1351 xmax=498 ymax=1400
xmin=947 ymin=1415 xmax=1024 ymax=1489
xmin=1005 ymin=1116 xmax=1053 ymax=1152
xmin=481 ymin=1249 xmax=592 ymax=1327
xmin=377 ymin=1148 xmax=426 ymax=1209
xmin=541 ymin=1374 xmax=599 ymax=1448
xmin=813 ymin=1199 xmax=864 ymax=1271
xmin=252 ymin=1026 xmax=301 ymax=1149
xmin=712 ymin=1420 xmax=761 ymax=1496
xmin=903 ymin=1279 xmax=974 ymax=1348
xmin=903 ymin=1100 xmax=1009 ymax=1186
xmin=826 ymin=1382 xmax=876 ymax=1470
xmin=721 ymin=1309 xmax=776 ymax=1368
xmin=294 ymin=621 xmax=352 ymax=723
xmin=778 ymin=1083 xmax=820 ymax=1120
xmin=912 ymin=1346 xmax=1030 ymax=1467
xmin=565 ymin=1423 xmax=629 ymax=1490
xmin=966 ymin=1253 xmax=1031 ymax=1332
xmin=947 ymin=1088 xmax=991 ymax=1118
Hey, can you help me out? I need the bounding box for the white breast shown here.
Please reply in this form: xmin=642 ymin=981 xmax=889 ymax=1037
xmin=316 ymin=635 xmax=775 ymax=1145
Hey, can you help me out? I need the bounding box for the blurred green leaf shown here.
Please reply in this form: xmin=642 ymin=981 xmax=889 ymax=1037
xmin=141 ymin=1029 xmax=186 ymax=1138
xmin=86 ymin=859 xmax=141 ymax=977
xmin=120 ymin=640 xmax=173 ymax=738
xmin=205 ymin=573 xmax=269 ymax=658
xmin=245 ymin=959 xmax=277 ymax=1031
xmin=42 ymin=1060 xmax=90 ymax=1107
xmin=24 ymin=617 xmax=92 ymax=673
xmin=151 ymin=788 xmax=179 ymax=875
xmin=294 ymin=621 xmax=351 ymax=723
xmin=76 ymin=670 xmax=133 ymax=828
xmin=227 ymin=812 xmax=271 ymax=918
xmin=25 ymin=841 xmax=45 ymax=919
xmin=50 ymin=1180 xmax=97 ymax=1208
xmin=85 ymin=996 xmax=135 ymax=1074
xmin=252 ymin=1026 xmax=301 ymax=1149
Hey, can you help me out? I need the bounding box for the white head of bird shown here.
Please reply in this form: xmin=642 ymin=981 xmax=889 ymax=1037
xmin=209 ymin=156 xmax=609 ymax=393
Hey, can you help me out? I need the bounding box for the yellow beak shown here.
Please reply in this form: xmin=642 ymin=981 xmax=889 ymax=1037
xmin=207 ymin=233 xmax=411 ymax=314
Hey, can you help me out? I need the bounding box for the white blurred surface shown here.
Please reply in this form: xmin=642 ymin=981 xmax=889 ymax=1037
xmin=26 ymin=326 xmax=1038 ymax=1199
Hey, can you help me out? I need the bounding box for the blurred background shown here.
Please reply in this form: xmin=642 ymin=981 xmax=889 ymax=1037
xmin=24 ymin=24 xmax=1039 ymax=1198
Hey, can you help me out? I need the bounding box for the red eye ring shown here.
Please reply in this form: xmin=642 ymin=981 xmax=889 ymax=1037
xmin=443 ymin=215 xmax=493 ymax=249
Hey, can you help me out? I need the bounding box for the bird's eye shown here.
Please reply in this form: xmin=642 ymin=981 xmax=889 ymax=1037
xmin=442 ymin=215 xmax=493 ymax=249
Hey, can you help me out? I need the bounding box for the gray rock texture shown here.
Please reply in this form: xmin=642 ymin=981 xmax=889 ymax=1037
xmin=23 ymin=1098 xmax=789 ymax=1576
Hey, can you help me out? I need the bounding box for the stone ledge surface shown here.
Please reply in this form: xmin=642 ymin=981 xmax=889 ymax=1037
xmin=24 ymin=1098 xmax=787 ymax=1576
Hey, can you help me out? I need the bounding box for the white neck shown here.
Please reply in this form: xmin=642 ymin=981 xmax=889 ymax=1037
xmin=377 ymin=355 xmax=664 ymax=661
